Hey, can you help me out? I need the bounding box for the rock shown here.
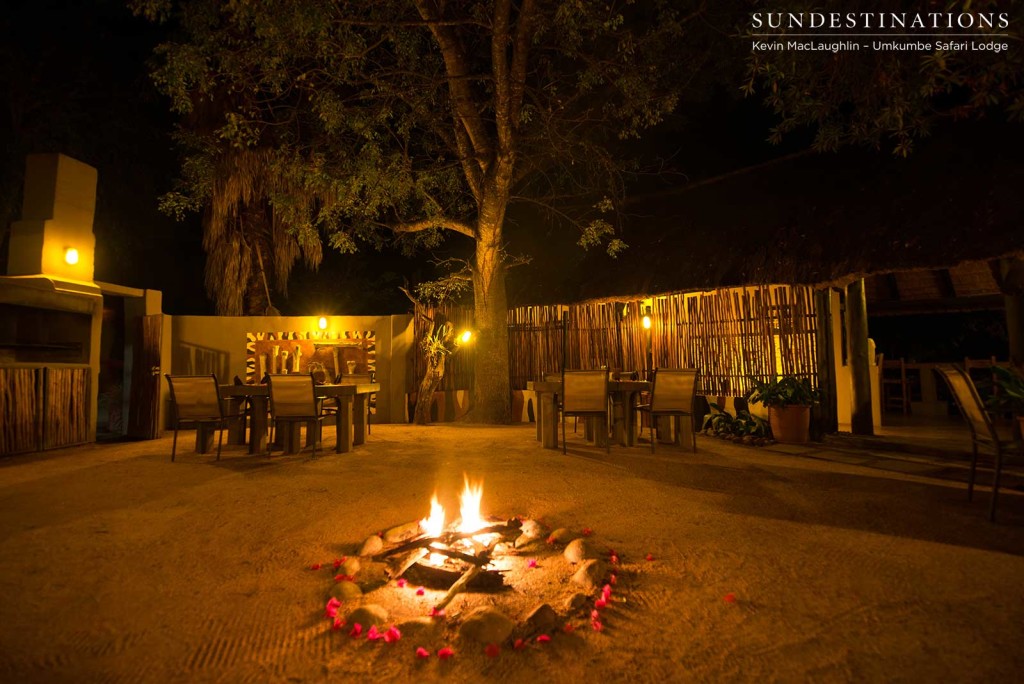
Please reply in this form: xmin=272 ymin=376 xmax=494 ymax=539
xmin=333 ymin=580 xmax=362 ymax=600
xmin=564 ymin=592 xmax=589 ymax=613
xmin=397 ymin=617 xmax=442 ymax=641
xmin=356 ymin=561 xmax=390 ymax=592
xmin=359 ymin=535 xmax=384 ymax=556
xmin=519 ymin=519 xmax=545 ymax=539
xmin=457 ymin=607 xmax=515 ymax=644
xmin=339 ymin=557 xmax=361 ymax=576
xmin=547 ymin=527 xmax=577 ymax=545
xmin=570 ymin=559 xmax=609 ymax=593
xmin=563 ymin=538 xmax=597 ymax=564
xmin=741 ymin=435 xmax=754 ymax=445
xmin=383 ymin=521 xmax=422 ymax=543
xmin=347 ymin=604 xmax=388 ymax=628
xmin=523 ymin=603 xmax=560 ymax=635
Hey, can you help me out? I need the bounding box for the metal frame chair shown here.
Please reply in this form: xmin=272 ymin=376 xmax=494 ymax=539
xmin=635 ymin=368 xmax=699 ymax=453
xmin=165 ymin=374 xmax=240 ymax=461
xmin=561 ymin=370 xmax=610 ymax=454
xmin=934 ymin=364 xmax=1022 ymax=522
xmin=267 ymin=374 xmax=327 ymax=457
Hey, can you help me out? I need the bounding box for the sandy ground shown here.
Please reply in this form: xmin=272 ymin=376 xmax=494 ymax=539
xmin=0 ymin=424 xmax=1022 ymax=683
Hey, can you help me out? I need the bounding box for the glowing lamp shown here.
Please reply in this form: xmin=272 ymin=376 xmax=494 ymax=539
xmin=318 ymin=317 xmax=327 ymax=330
xmin=64 ymin=247 xmax=79 ymax=265
xmin=460 ymin=330 xmax=473 ymax=344
xmin=642 ymin=315 xmax=651 ymax=330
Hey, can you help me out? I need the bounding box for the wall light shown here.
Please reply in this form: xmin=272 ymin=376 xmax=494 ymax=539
xmin=460 ymin=330 xmax=473 ymax=344
xmin=642 ymin=313 xmax=651 ymax=330
xmin=64 ymin=247 xmax=79 ymax=265
xmin=318 ymin=316 xmax=328 ymax=330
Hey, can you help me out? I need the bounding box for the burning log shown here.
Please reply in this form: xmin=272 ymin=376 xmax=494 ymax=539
xmin=373 ymin=518 xmax=522 ymax=562
xmin=433 ymin=537 xmax=503 ymax=611
xmin=404 ymin=563 xmax=505 ymax=591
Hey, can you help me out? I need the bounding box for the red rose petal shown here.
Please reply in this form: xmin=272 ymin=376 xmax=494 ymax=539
xmin=349 ymin=623 xmax=363 ymax=637
xmin=415 ymin=646 xmax=431 ymax=659
xmin=437 ymin=647 xmax=455 ymax=660
xmin=332 ymin=617 xmax=344 ymax=631
xmin=610 ymin=574 xmax=618 ymax=585
xmin=484 ymin=643 xmax=500 ymax=658
xmin=645 ymin=553 xmax=655 ymax=561
xmin=536 ymin=634 xmax=551 ymax=643
xmin=416 ymin=587 xmax=425 ymax=596
xmin=513 ymin=638 xmax=527 ymax=650
xmin=610 ymin=554 xmax=619 ymax=565
xmin=591 ymin=609 xmax=601 ymax=621
xmin=563 ymin=623 xmax=575 ymax=633
xmin=396 ymin=578 xmax=408 ymax=588
xmin=384 ymin=626 xmax=402 ymax=643
xmin=309 ymin=563 xmax=322 ymax=570
xmin=582 ymin=527 xmax=593 ymax=536
xmin=723 ymin=592 xmax=737 ymax=603
xmin=546 ymin=536 xmax=555 ymax=545
xmin=595 ymin=597 xmax=608 ymax=609
xmin=430 ymin=607 xmax=446 ymax=618
xmin=367 ymin=625 xmax=383 ymax=641
xmin=333 ymin=558 xmax=343 ymax=569
xmin=602 ymin=584 xmax=612 ymax=598
xmin=527 ymin=558 xmax=538 ymax=568
xmin=592 ymin=620 xmax=603 ymax=632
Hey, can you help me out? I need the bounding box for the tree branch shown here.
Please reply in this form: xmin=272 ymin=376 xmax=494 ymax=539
xmin=391 ymin=218 xmax=476 ymax=239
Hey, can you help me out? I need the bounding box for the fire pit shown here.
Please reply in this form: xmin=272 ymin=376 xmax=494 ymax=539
xmin=315 ymin=475 xmax=626 ymax=657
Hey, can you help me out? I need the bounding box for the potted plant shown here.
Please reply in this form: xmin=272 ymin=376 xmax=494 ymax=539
xmin=986 ymin=365 xmax=1024 ymax=436
xmin=748 ymin=376 xmax=818 ymax=444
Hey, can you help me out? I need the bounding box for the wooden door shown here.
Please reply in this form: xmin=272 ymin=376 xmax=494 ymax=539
xmin=127 ymin=314 xmax=162 ymax=440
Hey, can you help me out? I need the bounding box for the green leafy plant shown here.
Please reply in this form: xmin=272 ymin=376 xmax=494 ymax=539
xmin=986 ymin=365 xmax=1024 ymax=416
xmin=702 ymin=403 xmax=770 ymax=439
xmin=748 ymin=376 xmax=818 ymax=408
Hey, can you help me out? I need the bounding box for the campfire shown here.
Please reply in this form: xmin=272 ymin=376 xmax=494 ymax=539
xmin=372 ymin=476 xmax=523 ymax=611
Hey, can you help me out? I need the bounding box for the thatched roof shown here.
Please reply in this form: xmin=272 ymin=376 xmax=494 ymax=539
xmin=508 ymin=121 xmax=1024 ymax=306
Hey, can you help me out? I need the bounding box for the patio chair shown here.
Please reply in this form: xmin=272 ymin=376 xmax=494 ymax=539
xmin=267 ymin=374 xmax=327 ymax=457
xmin=934 ymin=364 xmax=1022 ymax=522
xmin=165 ymin=374 xmax=243 ymax=462
xmin=561 ymin=370 xmax=610 ymax=454
xmin=879 ymin=355 xmax=910 ymax=415
xmin=635 ymin=368 xmax=699 ymax=453
xmin=328 ymin=373 xmax=373 ymax=434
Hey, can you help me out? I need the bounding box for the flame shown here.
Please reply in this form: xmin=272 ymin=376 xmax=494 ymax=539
xmin=458 ymin=476 xmax=486 ymax=534
xmin=420 ymin=494 xmax=447 ymax=566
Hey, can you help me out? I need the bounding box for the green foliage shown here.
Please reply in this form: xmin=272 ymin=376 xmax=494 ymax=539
xmin=132 ymin=0 xmax=697 ymax=267
xmin=743 ymin=1 xmax=1024 ymax=155
xmin=702 ymin=403 xmax=770 ymax=438
xmin=748 ymin=376 xmax=818 ymax=408
xmin=986 ymin=365 xmax=1024 ymax=416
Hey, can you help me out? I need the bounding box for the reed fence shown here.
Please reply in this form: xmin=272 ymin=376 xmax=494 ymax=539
xmin=418 ymin=284 xmax=819 ymax=398
xmin=0 ymin=366 xmax=90 ymax=455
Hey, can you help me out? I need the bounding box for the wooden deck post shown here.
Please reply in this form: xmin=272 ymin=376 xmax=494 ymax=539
xmin=846 ymin=279 xmax=874 ymax=435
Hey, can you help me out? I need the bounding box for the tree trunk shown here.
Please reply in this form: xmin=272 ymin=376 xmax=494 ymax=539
xmin=846 ymin=278 xmax=874 ymax=436
xmin=469 ymin=192 xmax=512 ymax=424
xmin=414 ymin=353 xmax=446 ymax=425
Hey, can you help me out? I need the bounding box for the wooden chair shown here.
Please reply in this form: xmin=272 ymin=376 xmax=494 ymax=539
xmin=165 ymin=374 xmax=242 ymax=461
xmin=561 ymin=370 xmax=610 ymax=454
xmin=635 ymin=368 xmax=699 ymax=453
xmin=879 ymin=355 xmax=910 ymax=415
xmin=934 ymin=364 xmax=1022 ymax=522
xmin=267 ymin=374 xmax=327 ymax=457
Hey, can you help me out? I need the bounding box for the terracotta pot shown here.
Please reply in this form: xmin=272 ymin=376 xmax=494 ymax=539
xmin=768 ymin=405 xmax=812 ymax=444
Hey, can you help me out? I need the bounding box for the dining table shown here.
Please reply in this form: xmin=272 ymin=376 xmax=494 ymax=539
xmin=216 ymin=382 xmax=380 ymax=455
xmin=526 ymin=379 xmax=650 ymax=450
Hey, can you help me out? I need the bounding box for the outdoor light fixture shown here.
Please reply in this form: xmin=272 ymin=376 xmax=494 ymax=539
xmin=63 ymin=247 xmax=79 ymax=265
xmin=460 ymin=330 xmax=473 ymax=344
xmin=642 ymin=313 xmax=652 ymax=329
xmin=318 ymin=316 xmax=327 ymax=330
